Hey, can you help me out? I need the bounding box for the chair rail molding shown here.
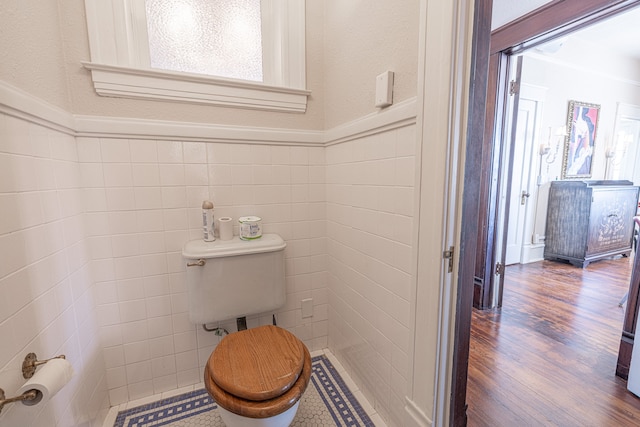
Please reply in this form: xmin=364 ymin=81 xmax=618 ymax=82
xmin=0 ymin=81 xmax=76 ymax=135
xmin=0 ymin=79 xmax=417 ymax=147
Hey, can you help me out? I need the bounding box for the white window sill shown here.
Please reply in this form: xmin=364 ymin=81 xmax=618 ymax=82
xmin=82 ymin=62 xmax=310 ymax=113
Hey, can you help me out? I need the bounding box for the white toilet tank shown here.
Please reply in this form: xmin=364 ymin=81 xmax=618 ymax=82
xmin=182 ymin=234 xmax=287 ymax=325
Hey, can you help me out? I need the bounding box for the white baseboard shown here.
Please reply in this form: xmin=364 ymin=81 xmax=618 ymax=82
xmin=404 ymin=398 xmax=433 ymax=427
xmin=522 ymin=243 xmax=545 ymax=264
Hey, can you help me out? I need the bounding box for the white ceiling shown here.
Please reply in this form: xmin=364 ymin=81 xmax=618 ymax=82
xmin=557 ymin=7 xmax=640 ymax=61
xmin=491 ymin=0 xmax=552 ymax=30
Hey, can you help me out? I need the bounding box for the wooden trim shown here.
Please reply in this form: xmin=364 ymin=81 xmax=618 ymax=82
xmin=491 ymin=0 xmax=640 ymax=54
xmin=617 ymin=335 xmax=634 ymax=379
xmin=474 ymin=52 xmax=507 ymax=310
xmin=617 ymin=244 xmax=640 ymax=378
xmin=451 ymin=0 xmax=493 ymax=425
xmin=492 ymin=53 xmax=519 ymax=309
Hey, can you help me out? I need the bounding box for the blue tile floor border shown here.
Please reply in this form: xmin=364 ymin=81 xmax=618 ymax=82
xmin=113 ymin=355 xmax=375 ymax=427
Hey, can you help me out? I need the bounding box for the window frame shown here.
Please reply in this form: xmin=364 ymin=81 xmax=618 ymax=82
xmin=82 ymin=0 xmax=309 ymax=112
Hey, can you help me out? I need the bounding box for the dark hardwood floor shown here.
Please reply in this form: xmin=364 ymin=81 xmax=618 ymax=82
xmin=467 ymin=257 xmax=640 ymax=426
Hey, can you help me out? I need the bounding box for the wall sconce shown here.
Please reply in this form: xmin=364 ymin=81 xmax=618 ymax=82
xmin=604 ymin=137 xmax=616 ymax=179
xmin=605 ymin=146 xmax=616 ymax=158
xmin=537 ymin=126 xmax=565 ymax=185
xmin=539 ymin=143 xmax=551 ymax=156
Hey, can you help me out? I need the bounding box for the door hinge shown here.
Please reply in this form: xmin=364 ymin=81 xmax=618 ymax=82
xmin=495 ymin=262 xmax=505 ymax=276
xmin=443 ymin=246 xmax=454 ymax=273
xmin=509 ymin=80 xmax=519 ymax=96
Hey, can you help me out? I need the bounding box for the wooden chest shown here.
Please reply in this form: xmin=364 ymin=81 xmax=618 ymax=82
xmin=544 ymin=180 xmax=639 ymax=267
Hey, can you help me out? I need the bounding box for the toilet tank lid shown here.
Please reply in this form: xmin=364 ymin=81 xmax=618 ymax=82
xmin=182 ymin=233 xmax=286 ymax=259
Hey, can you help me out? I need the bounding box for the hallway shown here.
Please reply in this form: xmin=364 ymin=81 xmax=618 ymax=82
xmin=467 ymin=258 xmax=640 ymax=426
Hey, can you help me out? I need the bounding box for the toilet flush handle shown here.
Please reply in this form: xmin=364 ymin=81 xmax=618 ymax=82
xmin=187 ymin=259 xmax=206 ymax=267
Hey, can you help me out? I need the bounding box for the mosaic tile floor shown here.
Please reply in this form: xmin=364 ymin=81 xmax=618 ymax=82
xmin=109 ymin=354 xmax=378 ymax=427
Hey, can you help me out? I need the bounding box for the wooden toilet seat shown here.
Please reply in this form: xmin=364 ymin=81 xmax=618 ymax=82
xmin=204 ymin=325 xmax=312 ymax=419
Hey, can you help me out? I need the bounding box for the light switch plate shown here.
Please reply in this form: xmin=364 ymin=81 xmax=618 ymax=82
xmin=375 ymin=71 xmax=394 ymax=108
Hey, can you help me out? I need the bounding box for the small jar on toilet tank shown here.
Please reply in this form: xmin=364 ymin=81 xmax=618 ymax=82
xmin=238 ymin=216 xmax=262 ymax=240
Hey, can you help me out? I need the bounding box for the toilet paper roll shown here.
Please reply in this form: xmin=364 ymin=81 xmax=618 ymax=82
xmin=218 ymin=217 xmax=234 ymax=241
xmin=17 ymin=358 xmax=74 ymax=406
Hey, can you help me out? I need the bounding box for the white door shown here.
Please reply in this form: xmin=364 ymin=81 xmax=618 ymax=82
xmin=504 ymin=88 xmax=543 ymax=265
xmin=609 ymin=103 xmax=640 ymax=183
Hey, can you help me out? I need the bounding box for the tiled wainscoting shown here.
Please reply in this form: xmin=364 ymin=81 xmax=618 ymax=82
xmin=87 ymin=137 xmax=330 ymax=405
xmin=0 ymin=112 xmax=110 ymax=426
xmin=326 ymin=124 xmax=416 ymax=426
xmin=1 ymin=80 xmax=418 ymax=427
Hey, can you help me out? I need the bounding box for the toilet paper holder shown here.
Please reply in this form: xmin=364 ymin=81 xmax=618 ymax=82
xmin=0 ymin=352 xmax=66 ymax=414
xmin=0 ymin=388 xmax=38 ymax=414
xmin=22 ymin=352 xmax=66 ymax=379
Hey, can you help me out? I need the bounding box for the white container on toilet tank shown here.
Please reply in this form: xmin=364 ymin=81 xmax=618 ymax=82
xmin=182 ymin=234 xmax=286 ymax=325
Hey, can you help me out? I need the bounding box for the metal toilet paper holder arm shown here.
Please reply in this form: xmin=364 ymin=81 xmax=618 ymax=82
xmin=0 ymin=352 xmax=66 ymax=414
xmin=22 ymin=352 xmax=66 ymax=379
xmin=0 ymin=388 xmax=38 ymax=414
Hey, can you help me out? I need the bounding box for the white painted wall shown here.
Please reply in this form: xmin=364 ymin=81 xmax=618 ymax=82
xmin=520 ymin=41 xmax=640 ymax=261
xmin=321 ymin=0 xmax=420 ymax=129
xmin=0 ymin=1 xmax=421 ymax=142
xmin=0 ymin=0 xmax=71 ymax=110
xmin=9 ymin=1 xmax=323 ymax=131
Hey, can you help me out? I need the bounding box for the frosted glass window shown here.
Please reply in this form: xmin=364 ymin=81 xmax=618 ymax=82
xmin=84 ymin=1 xmax=306 ymax=111
xmin=145 ymin=0 xmax=263 ymax=82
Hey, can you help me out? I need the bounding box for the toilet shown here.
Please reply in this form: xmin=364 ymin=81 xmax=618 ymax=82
xmin=204 ymin=325 xmax=311 ymax=427
xmin=182 ymin=234 xmax=311 ymax=426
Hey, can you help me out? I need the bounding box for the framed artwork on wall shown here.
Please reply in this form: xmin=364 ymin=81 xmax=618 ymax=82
xmin=562 ymin=100 xmax=600 ymax=179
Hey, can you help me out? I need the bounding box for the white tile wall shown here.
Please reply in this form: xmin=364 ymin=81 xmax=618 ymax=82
xmin=326 ymin=124 xmax=417 ymax=427
xmin=1 ymin=106 xmax=416 ymax=427
xmin=87 ymin=138 xmax=328 ymax=405
xmin=0 ymin=114 xmax=109 ymax=427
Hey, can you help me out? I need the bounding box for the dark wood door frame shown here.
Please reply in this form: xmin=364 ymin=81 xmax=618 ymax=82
xmin=617 ymin=247 xmax=640 ymax=379
xmin=453 ymin=0 xmax=640 ymax=425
